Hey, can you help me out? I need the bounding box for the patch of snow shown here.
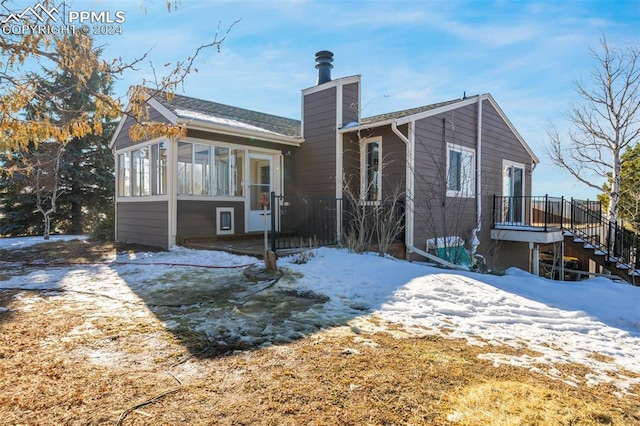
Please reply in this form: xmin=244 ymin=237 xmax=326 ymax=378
xmin=174 ymin=109 xmax=289 ymax=137
xmin=0 ymin=235 xmax=86 ymax=250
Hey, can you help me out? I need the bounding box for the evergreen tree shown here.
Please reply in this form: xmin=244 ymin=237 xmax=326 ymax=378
xmin=0 ymin=36 xmax=115 ymax=237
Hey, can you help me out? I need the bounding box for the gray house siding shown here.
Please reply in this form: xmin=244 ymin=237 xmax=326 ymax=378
xmin=412 ymin=103 xmax=479 ymax=254
xmin=176 ymin=200 xmax=245 ymax=239
xmin=342 ymin=124 xmax=407 ymax=200
xmin=116 ymin=201 xmax=169 ymax=249
xmin=407 ymin=99 xmax=536 ymax=269
xmin=112 ymin=108 xmax=168 ymax=150
xmin=187 ymin=129 xmax=290 ymax=152
xmin=291 ymin=87 xmax=338 ymax=198
xmin=479 ymin=100 xmax=535 ymax=269
xmin=342 ymin=82 xmax=359 ymax=126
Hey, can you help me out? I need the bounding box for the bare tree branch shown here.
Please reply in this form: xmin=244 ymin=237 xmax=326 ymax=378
xmin=546 ymin=33 xmax=640 ymax=221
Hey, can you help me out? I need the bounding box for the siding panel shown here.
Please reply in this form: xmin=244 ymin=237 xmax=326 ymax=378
xmin=112 ymin=108 xmax=168 ymax=150
xmin=291 ymin=86 xmax=338 ymax=198
xmin=116 ymin=201 xmax=168 ymax=249
xmin=177 ymin=200 xmax=245 ymax=238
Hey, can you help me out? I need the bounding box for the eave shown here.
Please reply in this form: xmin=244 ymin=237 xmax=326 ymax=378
xmin=177 ymin=118 xmax=304 ymax=147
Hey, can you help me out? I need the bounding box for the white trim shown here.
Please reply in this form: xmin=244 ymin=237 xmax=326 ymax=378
xmin=483 ymin=94 xmax=539 ymax=164
xmin=491 ymin=228 xmax=564 ymax=244
xmin=147 ymin=97 xmax=180 ymax=123
xmin=116 ymin=195 xmax=170 ymax=203
xmin=177 ymin=119 xmax=302 ymax=146
xmin=446 ymin=143 xmax=476 ymax=198
xmin=216 ymin=207 xmax=235 ymax=235
xmin=246 ymin=152 xmax=276 ymax=233
xmin=407 ymin=122 xmax=415 ymax=249
xmin=502 ymin=159 xmax=526 ymax=195
xmin=397 ymin=96 xmax=480 ymax=125
xmin=113 ymin=136 xmax=166 ymax=154
xmin=336 ymin=83 xmax=343 ymax=201
xmin=182 ymin=136 xmax=284 ymax=155
xmin=177 ymin=195 xmax=244 ymax=202
xmin=301 ymin=75 xmax=361 ymax=96
xmin=109 ymin=115 xmax=127 ymax=149
xmin=390 ymin=121 xmax=413 ymax=249
xmin=502 ymin=159 xmax=527 ymax=225
xmin=167 ymin=137 xmax=178 ymax=248
xmin=473 ymin=96 xmax=483 ymax=254
xmin=340 ymin=94 xmax=539 ymax=167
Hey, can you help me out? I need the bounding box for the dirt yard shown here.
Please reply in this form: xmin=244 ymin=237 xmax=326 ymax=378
xmin=0 ymin=240 xmax=638 ymax=425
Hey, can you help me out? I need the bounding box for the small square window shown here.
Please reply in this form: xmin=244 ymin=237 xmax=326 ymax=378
xmin=216 ymin=207 xmax=235 ymax=235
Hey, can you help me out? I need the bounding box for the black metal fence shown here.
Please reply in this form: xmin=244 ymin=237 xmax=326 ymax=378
xmin=493 ymin=194 xmax=640 ymax=270
xmin=270 ymin=193 xmax=342 ymax=251
xmin=269 ymin=192 xmax=405 ymax=252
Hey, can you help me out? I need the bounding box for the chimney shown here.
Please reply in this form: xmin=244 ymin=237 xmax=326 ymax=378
xmin=315 ymin=50 xmax=333 ymax=85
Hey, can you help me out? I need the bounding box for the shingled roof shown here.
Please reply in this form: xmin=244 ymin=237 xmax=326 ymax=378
xmin=361 ymin=98 xmax=464 ymax=125
xmin=152 ymin=90 xmax=467 ymax=138
xmin=153 ymin=92 xmax=301 ymax=139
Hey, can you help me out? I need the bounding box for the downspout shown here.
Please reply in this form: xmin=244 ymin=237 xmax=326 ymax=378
xmin=471 ymin=95 xmax=483 ymax=257
xmin=336 ymin=83 xmax=344 ymax=242
xmin=391 ymin=121 xmax=413 ymax=250
xmin=392 ymin=121 xmax=467 ymax=271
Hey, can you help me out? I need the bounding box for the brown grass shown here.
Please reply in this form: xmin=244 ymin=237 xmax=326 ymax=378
xmin=0 ymin=240 xmax=639 ymax=425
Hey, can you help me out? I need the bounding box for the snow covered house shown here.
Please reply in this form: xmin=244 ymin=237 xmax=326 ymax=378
xmin=110 ymin=51 xmax=540 ymax=271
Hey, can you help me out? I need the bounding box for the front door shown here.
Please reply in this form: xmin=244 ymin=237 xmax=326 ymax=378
xmin=247 ymin=153 xmax=273 ymax=232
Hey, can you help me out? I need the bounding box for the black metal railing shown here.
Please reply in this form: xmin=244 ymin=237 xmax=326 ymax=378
xmin=493 ymin=194 xmax=640 ymax=273
xmin=270 ymin=193 xmax=342 ymax=251
xmin=270 ymin=192 xmax=405 ymax=252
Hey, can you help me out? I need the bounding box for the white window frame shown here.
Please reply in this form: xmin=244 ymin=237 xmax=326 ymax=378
xmin=360 ymin=137 xmax=382 ymax=202
xmin=115 ymin=138 xmax=167 ymax=199
xmin=446 ymin=143 xmax=475 ymax=198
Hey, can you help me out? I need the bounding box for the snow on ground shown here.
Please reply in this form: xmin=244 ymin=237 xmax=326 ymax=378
xmin=1 ymin=237 xmax=639 ymax=395
xmin=0 ymin=234 xmax=86 ymax=250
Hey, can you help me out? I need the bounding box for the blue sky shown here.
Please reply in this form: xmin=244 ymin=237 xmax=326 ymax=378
xmin=71 ymin=1 xmax=640 ymax=198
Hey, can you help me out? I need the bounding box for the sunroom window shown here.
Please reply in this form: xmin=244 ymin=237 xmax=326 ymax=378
xmin=176 ymin=142 xmax=245 ymax=197
xmin=117 ymin=140 xmax=167 ymax=198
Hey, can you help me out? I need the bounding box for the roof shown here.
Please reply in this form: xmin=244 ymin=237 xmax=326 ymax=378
xmin=361 ymin=98 xmax=463 ymax=125
xmin=153 ymin=92 xmax=301 ymax=139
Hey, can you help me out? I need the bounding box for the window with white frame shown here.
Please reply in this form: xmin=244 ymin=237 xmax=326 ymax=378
xmin=152 ymin=141 xmax=167 ymax=195
xmin=131 ymin=146 xmax=150 ymax=196
xmin=118 ymin=152 xmax=130 ymax=197
xmin=446 ymin=143 xmax=475 ymax=197
xmin=176 ymin=142 xmax=245 ymax=197
xmin=361 ymin=138 xmax=381 ymax=202
xmin=177 ymin=142 xmax=193 ymax=195
xmin=118 ymin=140 xmax=166 ymax=198
xmin=192 ymin=144 xmax=211 ymax=196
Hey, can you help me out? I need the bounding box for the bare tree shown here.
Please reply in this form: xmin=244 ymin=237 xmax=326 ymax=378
xmin=547 ymin=34 xmax=640 ymax=222
xmin=15 ymin=143 xmax=66 ymax=240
